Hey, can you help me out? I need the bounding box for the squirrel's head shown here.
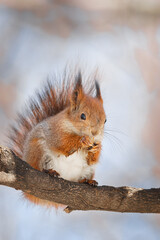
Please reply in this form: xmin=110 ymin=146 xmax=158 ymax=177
xmin=67 ymin=72 xmax=106 ymax=142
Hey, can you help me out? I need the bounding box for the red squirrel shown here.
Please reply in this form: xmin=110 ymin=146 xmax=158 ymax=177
xmin=10 ymin=71 xmax=106 ymax=207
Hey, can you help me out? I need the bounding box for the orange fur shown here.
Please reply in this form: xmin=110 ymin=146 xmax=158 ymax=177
xmin=50 ymin=133 xmax=83 ymax=157
xmin=26 ymin=138 xmax=43 ymax=170
xmin=24 ymin=193 xmax=64 ymax=209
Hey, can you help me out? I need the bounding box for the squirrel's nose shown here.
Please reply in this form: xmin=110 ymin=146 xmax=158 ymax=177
xmin=91 ymin=130 xmax=98 ymax=136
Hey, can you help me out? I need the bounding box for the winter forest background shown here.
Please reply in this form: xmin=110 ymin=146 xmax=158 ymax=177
xmin=0 ymin=1 xmax=160 ymax=239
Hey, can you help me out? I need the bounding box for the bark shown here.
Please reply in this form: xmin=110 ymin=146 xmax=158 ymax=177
xmin=0 ymin=146 xmax=160 ymax=213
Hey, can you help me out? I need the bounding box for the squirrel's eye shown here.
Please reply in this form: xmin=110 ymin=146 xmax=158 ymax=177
xmin=104 ymin=118 xmax=107 ymax=124
xmin=81 ymin=113 xmax=86 ymax=120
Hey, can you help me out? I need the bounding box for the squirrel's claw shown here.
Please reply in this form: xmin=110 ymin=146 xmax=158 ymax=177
xmin=43 ymin=169 xmax=60 ymax=178
xmin=80 ymin=136 xmax=93 ymax=148
xmin=87 ymin=142 xmax=101 ymax=153
xmin=79 ymin=178 xmax=98 ymax=187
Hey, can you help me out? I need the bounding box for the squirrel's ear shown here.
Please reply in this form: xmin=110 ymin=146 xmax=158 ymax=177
xmin=95 ymin=81 xmax=103 ymax=103
xmin=70 ymin=72 xmax=84 ymax=111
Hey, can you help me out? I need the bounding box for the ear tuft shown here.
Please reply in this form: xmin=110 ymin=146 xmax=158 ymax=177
xmin=95 ymin=81 xmax=103 ymax=102
xmin=70 ymin=71 xmax=84 ymax=111
xmin=75 ymin=71 xmax=82 ymax=90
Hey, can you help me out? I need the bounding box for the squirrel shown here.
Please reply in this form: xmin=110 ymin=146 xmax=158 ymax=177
xmin=9 ymin=71 xmax=106 ymax=208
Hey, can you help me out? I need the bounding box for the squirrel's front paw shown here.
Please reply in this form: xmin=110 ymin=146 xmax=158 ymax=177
xmin=87 ymin=142 xmax=101 ymax=153
xmin=80 ymin=136 xmax=93 ymax=149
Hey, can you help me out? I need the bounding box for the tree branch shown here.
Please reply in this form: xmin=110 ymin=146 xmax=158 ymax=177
xmin=0 ymin=146 xmax=160 ymax=213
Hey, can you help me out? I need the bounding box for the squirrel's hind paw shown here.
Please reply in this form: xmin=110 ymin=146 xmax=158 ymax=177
xmin=43 ymin=169 xmax=60 ymax=178
xmin=79 ymin=178 xmax=98 ymax=187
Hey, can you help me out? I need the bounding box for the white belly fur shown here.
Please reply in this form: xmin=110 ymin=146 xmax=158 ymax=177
xmin=40 ymin=149 xmax=96 ymax=182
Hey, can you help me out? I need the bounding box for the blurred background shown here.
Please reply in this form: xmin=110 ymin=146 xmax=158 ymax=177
xmin=0 ymin=0 xmax=160 ymax=239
